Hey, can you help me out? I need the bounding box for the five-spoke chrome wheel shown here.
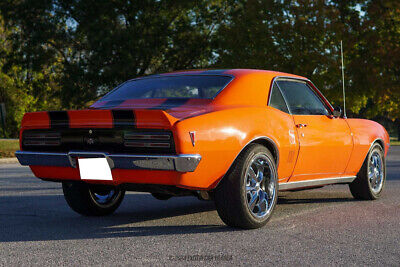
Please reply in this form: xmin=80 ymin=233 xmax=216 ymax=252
xmin=245 ymin=154 xmax=276 ymax=218
xmin=213 ymin=144 xmax=278 ymax=229
xmin=368 ymin=151 xmax=384 ymax=194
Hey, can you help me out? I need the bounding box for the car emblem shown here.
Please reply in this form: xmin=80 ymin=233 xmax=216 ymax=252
xmin=86 ymin=137 xmax=96 ymax=145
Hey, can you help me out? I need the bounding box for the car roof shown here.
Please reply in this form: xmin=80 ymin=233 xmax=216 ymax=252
xmin=112 ymin=69 xmax=310 ymax=108
xmin=152 ymin=69 xmax=307 ymax=80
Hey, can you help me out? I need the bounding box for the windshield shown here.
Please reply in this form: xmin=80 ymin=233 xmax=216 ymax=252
xmin=100 ymin=75 xmax=233 ymax=101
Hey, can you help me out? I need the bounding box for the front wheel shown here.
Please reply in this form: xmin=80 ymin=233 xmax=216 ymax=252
xmin=349 ymin=143 xmax=386 ymax=200
xmin=62 ymin=182 xmax=125 ymax=216
xmin=214 ymin=144 xmax=278 ymax=229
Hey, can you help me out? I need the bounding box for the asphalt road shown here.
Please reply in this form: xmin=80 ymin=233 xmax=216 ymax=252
xmin=1 ymin=148 xmax=399 ymax=266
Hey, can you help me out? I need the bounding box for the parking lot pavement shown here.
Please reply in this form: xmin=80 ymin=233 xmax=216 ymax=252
xmin=0 ymin=147 xmax=399 ymax=266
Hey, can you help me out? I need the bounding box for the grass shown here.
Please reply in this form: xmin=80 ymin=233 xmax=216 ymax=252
xmin=0 ymin=139 xmax=19 ymax=158
xmin=390 ymin=137 xmax=400 ymax=146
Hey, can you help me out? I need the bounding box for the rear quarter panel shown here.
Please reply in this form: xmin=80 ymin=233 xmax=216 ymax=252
xmin=344 ymin=118 xmax=389 ymax=176
xmin=172 ymin=106 xmax=299 ymax=189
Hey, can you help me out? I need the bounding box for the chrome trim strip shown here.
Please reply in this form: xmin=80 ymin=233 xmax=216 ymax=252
xmin=67 ymin=151 xmax=115 ymax=169
xmin=16 ymin=151 xmax=72 ymax=167
xmin=278 ymin=176 xmax=356 ymax=191
xmin=15 ymin=150 xmax=201 ymax=172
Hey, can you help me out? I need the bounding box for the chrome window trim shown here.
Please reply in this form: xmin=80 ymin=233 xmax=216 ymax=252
xmin=268 ymin=76 xmax=334 ymax=116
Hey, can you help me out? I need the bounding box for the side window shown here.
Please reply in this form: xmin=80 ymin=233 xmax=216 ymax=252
xmin=269 ymin=82 xmax=289 ymax=113
xmin=277 ymin=80 xmax=329 ymax=115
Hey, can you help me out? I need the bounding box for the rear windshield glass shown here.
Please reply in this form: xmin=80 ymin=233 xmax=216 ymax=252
xmin=100 ymin=75 xmax=233 ymax=101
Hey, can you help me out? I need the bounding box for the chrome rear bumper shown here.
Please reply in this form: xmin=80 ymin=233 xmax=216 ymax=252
xmin=15 ymin=150 xmax=201 ymax=172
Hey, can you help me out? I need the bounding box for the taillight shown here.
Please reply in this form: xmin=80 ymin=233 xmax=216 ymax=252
xmin=23 ymin=131 xmax=61 ymax=146
xmin=123 ymin=132 xmax=172 ymax=149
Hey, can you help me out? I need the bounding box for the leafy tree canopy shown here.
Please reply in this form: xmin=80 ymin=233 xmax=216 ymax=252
xmin=0 ymin=0 xmax=399 ymax=137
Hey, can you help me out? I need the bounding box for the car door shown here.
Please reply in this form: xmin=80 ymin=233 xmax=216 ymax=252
xmin=275 ymin=78 xmax=353 ymax=181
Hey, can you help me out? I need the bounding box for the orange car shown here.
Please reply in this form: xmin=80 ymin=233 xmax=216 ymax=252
xmin=16 ymin=69 xmax=389 ymax=229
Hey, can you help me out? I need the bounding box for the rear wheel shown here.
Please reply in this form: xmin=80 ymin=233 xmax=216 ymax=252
xmin=349 ymin=143 xmax=386 ymax=200
xmin=62 ymin=182 xmax=125 ymax=216
xmin=214 ymin=144 xmax=278 ymax=229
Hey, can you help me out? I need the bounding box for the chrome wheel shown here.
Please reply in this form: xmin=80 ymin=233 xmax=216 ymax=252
xmin=245 ymin=154 xmax=276 ymax=218
xmin=89 ymin=188 xmax=121 ymax=208
xmin=369 ymin=151 xmax=384 ymax=194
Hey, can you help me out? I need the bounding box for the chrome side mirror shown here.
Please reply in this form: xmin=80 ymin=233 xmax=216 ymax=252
xmin=332 ymin=106 xmax=342 ymax=118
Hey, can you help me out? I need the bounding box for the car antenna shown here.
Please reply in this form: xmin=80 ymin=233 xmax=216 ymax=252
xmin=340 ymin=40 xmax=347 ymax=119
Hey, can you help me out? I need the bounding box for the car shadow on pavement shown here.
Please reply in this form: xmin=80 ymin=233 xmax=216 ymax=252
xmin=0 ymin=193 xmax=238 ymax=243
xmin=0 ymin=188 xmax=372 ymax=243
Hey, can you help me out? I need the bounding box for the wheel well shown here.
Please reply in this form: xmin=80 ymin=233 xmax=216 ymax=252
xmin=211 ymin=137 xmax=279 ymax=190
xmin=251 ymin=138 xmax=279 ymax=164
xmin=374 ymin=139 xmax=385 ymax=151
xmin=356 ymin=138 xmax=385 ymax=176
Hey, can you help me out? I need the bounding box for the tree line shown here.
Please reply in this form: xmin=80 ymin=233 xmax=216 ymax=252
xmin=0 ymin=0 xmax=399 ymax=138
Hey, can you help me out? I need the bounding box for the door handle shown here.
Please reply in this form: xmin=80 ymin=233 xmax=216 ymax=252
xmin=296 ymin=124 xmax=307 ymax=128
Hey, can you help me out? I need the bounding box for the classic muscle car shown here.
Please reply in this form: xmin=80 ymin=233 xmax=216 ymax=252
xmin=16 ymin=69 xmax=389 ymax=229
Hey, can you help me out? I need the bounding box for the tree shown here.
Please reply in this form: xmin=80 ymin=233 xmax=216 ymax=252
xmin=214 ymin=0 xmax=370 ymax=112
xmin=358 ymin=0 xmax=400 ymax=137
xmin=0 ymin=0 xmax=399 ymax=138
xmin=1 ymin=0 xmax=230 ymax=108
xmin=0 ymin=15 xmax=62 ymax=137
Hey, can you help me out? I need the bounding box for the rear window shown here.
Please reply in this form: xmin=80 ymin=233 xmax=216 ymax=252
xmin=100 ymin=75 xmax=233 ymax=101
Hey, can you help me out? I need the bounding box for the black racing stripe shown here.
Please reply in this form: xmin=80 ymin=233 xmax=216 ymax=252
xmin=149 ymin=98 xmax=190 ymax=110
xmin=100 ymin=100 xmax=125 ymax=109
xmin=112 ymin=110 xmax=136 ymax=128
xmin=48 ymin=111 xmax=69 ymax=129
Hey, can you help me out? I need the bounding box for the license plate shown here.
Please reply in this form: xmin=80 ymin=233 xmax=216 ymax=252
xmin=78 ymin=158 xmax=113 ymax=181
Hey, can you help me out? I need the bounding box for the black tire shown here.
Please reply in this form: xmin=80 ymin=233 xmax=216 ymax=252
xmin=62 ymin=182 xmax=125 ymax=216
xmin=151 ymin=193 xmax=173 ymax=200
xmin=213 ymin=144 xmax=278 ymax=229
xmin=349 ymin=143 xmax=386 ymax=200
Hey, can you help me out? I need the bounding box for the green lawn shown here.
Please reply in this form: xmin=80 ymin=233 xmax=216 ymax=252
xmin=0 ymin=139 xmax=19 ymax=158
xmin=390 ymin=137 xmax=400 ymax=146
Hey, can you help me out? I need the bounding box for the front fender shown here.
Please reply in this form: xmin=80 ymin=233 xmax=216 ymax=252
xmin=344 ymin=118 xmax=389 ymax=176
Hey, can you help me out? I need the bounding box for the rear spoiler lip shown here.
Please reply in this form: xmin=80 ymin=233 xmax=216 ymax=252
xmin=20 ymin=109 xmax=180 ymax=130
